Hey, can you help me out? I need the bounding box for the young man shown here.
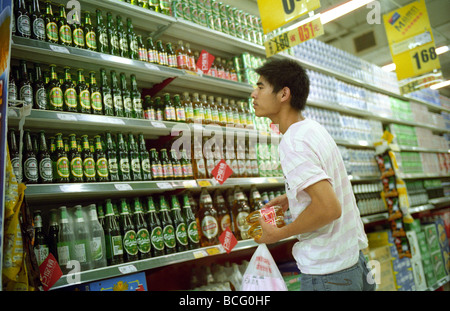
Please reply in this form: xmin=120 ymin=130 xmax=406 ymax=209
xmin=251 ymin=58 xmax=375 ymax=291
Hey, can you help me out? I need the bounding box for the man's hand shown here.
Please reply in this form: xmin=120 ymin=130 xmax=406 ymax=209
xmin=254 ymin=216 xmax=283 ymax=245
xmin=264 ymin=193 xmax=289 ymax=212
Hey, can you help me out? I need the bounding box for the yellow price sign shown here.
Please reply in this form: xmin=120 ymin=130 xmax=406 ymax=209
xmin=258 ymin=0 xmax=321 ymax=34
xmin=197 ymin=180 xmax=212 ymax=187
xmin=383 ymin=0 xmax=441 ymax=81
xmin=264 ymin=16 xmax=323 ymax=57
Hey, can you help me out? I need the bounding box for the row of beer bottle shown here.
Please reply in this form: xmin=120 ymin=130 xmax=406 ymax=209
xmin=9 ymin=61 xmax=144 ymax=119
xmin=143 ymin=92 xmax=254 ymax=129
xmin=8 ymin=128 xmax=196 ymax=184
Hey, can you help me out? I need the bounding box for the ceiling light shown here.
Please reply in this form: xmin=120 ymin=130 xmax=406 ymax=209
xmin=430 ymin=80 xmax=450 ymax=90
xmin=320 ymin=0 xmax=374 ymax=25
xmin=382 ymin=63 xmax=396 ymax=72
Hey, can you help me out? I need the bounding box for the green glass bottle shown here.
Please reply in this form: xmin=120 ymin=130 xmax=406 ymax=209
xmin=106 ymin=12 xmax=119 ymax=56
xmin=76 ymin=69 xmax=91 ymax=114
xmin=110 ymin=70 xmax=124 ymax=117
xmin=61 ymin=66 xmax=77 ymax=112
xmin=43 ymin=1 xmax=58 ymax=43
xmin=68 ymin=133 xmax=84 ymax=183
xmin=132 ymin=197 xmax=151 ymax=259
xmin=119 ymin=199 xmax=139 ymax=262
xmin=57 ymin=4 xmax=72 ymax=46
xmin=33 ymin=63 xmax=48 ymax=110
xmin=89 ymin=71 xmax=103 ymax=115
xmin=159 ymin=195 xmax=176 ymax=254
xmin=100 ymin=68 xmax=114 ymax=116
xmin=126 ymin=18 xmax=139 ymax=60
xmin=128 ymin=133 xmax=142 ymax=181
xmin=170 ymin=195 xmax=188 ymax=252
xmin=83 ymin=11 xmax=97 ymax=51
xmin=120 ymin=73 xmax=133 ymax=118
xmin=130 ymin=74 xmax=143 ymax=119
xmin=117 ymin=133 xmax=131 ymax=181
xmin=105 ymin=132 xmax=120 ymax=181
xmin=182 ymin=193 xmax=200 ymax=249
xmin=37 ymin=130 xmax=53 ymax=183
xmin=149 ymin=0 xmax=160 ymax=12
xmin=104 ymin=199 xmax=124 ymax=265
xmin=138 ymin=133 xmax=151 ymax=180
xmin=145 ymin=196 xmax=164 ymax=257
xmin=52 ymin=133 xmax=70 ymax=183
xmin=146 ymin=36 xmax=158 ymax=64
xmin=116 ymin=15 xmax=129 ymax=58
xmin=94 ymin=135 xmax=109 ymax=182
xmin=71 ymin=10 xmax=85 ymax=49
xmin=81 ymin=134 xmax=96 ymax=182
xmin=150 ymin=148 xmax=163 ymax=180
xmin=95 ymin=10 xmax=109 ymax=53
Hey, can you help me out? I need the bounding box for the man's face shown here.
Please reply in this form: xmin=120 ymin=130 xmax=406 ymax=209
xmin=250 ymin=76 xmax=280 ymax=118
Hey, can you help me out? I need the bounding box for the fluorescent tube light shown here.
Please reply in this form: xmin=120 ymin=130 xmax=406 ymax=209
xmin=320 ymin=0 xmax=374 ymax=25
xmin=430 ymin=80 xmax=450 ymax=90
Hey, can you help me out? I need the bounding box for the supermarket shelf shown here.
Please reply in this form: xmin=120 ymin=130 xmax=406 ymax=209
xmin=348 ymin=175 xmax=380 ymax=182
xmin=397 ymin=173 xmax=450 ymax=180
xmin=50 ymin=236 xmax=295 ymax=290
xmin=7 ymin=108 xmax=274 ymax=140
xmin=23 ymin=177 xmax=285 ymax=203
xmin=428 ymin=196 xmax=450 ymax=207
xmin=396 ymin=145 xmax=450 ymax=154
xmin=307 ymin=98 xmax=450 ymax=134
xmin=10 ymin=36 xmax=255 ymax=98
xmin=334 ymin=139 xmax=375 ymax=149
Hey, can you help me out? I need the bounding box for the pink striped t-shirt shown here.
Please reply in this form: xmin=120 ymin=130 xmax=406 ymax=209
xmin=279 ymin=118 xmax=368 ymax=275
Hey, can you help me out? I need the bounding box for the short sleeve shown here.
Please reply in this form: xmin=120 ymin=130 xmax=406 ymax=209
xmin=280 ymin=140 xmax=331 ymax=193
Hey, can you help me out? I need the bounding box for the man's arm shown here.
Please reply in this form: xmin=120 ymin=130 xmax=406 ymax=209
xmin=255 ymin=179 xmax=341 ymax=244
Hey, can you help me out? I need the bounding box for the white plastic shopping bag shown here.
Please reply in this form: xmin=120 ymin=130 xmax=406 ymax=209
xmin=241 ymin=244 xmax=288 ymax=291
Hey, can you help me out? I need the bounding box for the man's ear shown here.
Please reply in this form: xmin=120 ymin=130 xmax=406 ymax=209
xmin=280 ymin=87 xmax=291 ymax=103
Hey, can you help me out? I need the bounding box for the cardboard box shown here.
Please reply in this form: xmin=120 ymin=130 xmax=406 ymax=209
xmin=405 ymin=219 xmax=422 ymax=234
xmin=423 ymin=224 xmax=441 ymax=253
xmin=88 ymin=272 xmax=147 ymax=291
xmin=410 ymin=256 xmax=427 ymax=291
xmin=392 ymin=257 xmax=415 ymax=291
xmin=375 ymin=260 xmax=397 ymax=291
xmin=430 ymin=250 xmax=448 ymax=281
xmin=421 ymin=254 xmax=437 ymax=288
xmin=416 ymin=231 xmax=430 ymax=257
xmin=406 ymin=230 xmax=421 ymax=259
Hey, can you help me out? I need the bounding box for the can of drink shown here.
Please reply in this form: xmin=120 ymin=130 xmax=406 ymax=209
xmin=197 ymin=0 xmax=211 ymax=11
xmin=181 ymin=2 xmax=192 ymax=21
xmin=241 ymin=52 xmax=251 ymax=69
xmin=244 ymin=13 xmax=253 ymax=29
xmin=233 ymin=56 xmax=242 ymax=72
xmin=171 ymin=0 xmax=183 ymax=18
xmin=191 ymin=5 xmax=199 ymax=24
xmin=228 ymin=20 xmax=236 ymax=37
xmin=234 ymin=22 xmax=243 ymax=40
xmin=205 ymin=10 xmax=214 ymax=29
xmin=211 ymin=0 xmax=219 ymax=15
xmin=242 ymin=25 xmax=251 ymax=42
xmin=212 ymin=12 xmax=222 ymax=32
xmin=197 ymin=9 xmax=207 ymax=27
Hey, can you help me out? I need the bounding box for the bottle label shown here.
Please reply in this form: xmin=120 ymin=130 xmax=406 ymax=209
xmin=175 ymin=223 xmax=188 ymax=246
xmin=86 ymin=31 xmax=97 ymax=49
xmin=151 ymin=164 xmax=162 ymax=178
xmin=236 ymin=211 xmax=250 ymax=239
xmin=109 ymin=235 xmax=124 ymax=256
xmin=172 ymin=164 xmax=182 ymax=178
xmin=113 ymin=95 xmax=123 ymax=110
xmin=46 ymin=22 xmax=58 ymax=41
xmin=119 ymin=38 xmax=128 ymax=52
xmin=132 ymin=98 xmax=142 ymax=115
xmin=136 ymin=228 xmax=151 ymax=254
xmin=123 ymin=230 xmax=138 ymax=255
xmin=182 ymin=163 xmax=193 ymax=178
xmin=83 ymin=157 xmax=96 ymax=178
xmin=123 ymin=97 xmax=132 ymax=113
xmin=99 ymin=33 xmax=108 ymax=47
xmin=163 ymin=225 xmax=176 ymax=249
xmin=185 ymin=106 xmax=194 ymax=120
xmin=108 ymin=157 xmax=119 ymax=174
xmin=64 ymin=88 xmax=77 ymax=108
xmin=150 ymin=226 xmax=164 ymax=251
xmin=96 ymin=157 xmax=109 ymax=177
xmin=162 ymin=163 xmax=173 ymax=178
xmin=17 ymin=15 xmax=31 ymax=36
xmin=130 ymin=39 xmax=139 ymax=54
xmin=33 ymin=17 xmax=45 ymax=39
xmin=70 ymin=156 xmax=83 ymax=178
xmin=74 ymin=241 xmax=88 ymax=263
xmin=148 ymin=50 xmax=158 ymax=63
xmin=168 ymin=55 xmax=177 ymax=67
xmin=176 ymin=107 xmax=185 ymax=121
xmin=39 ymin=157 xmax=53 ymax=181
xmin=187 ymin=221 xmax=199 ymax=244
xmin=57 ymin=243 xmax=70 ymax=266
xmin=56 ymin=156 xmax=70 ymax=178
xmin=34 ymin=245 xmax=49 ymax=266
xmin=120 ymin=158 xmax=130 ymax=173
xmin=35 ymin=87 xmax=47 ymax=109
xmin=194 ymin=107 xmax=204 ymax=121
xmin=73 ymin=28 xmax=85 ymax=47
xmin=141 ymin=158 xmax=151 ymax=174
xmin=91 ymin=91 xmax=102 ymax=111
xmin=111 ymin=35 xmax=120 ymax=49
xmin=23 ymin=157 xmax=38 ymax=181
xmin=90 ymin=237 xmax=103 ymax=261
xmin=11 ymin=157 xmax=22 ymax=181
xmin=131 ymin=158 xmax=141 ymax=174
xmin=177 ymin=54 xmax=187 ymax=67
xmin=103 ymin=93 xmax=113 ymax=110
xmin=220 ymin=214 xmax=231 ymax=231
xmin=59 ymin=25 xmax=72 ymax=44
xmin=201 ymin=215 xmax=218 ymax=239
xmin=79 ymin=90 xmax=91 ymax=109
xmin=20 ymin=84 xmax=32 ymax=105
xmin=49 ymin=87 xmax=63 ymax=108
xmin=8 ymin=83 xmax=17 ymax=103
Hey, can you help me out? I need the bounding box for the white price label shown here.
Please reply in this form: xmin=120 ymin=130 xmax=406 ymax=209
xmin=56 ymin=113 xmax=77 ymax=121
xmin=118 ymin=264 xmax=137 ymax=274
xmin=156 ymin=182 xmax=172 ymax=189
xmin=145 ymin=63 xmax=160 ymax=71
xmin=114 ymin=183 xmax=133 ymax=191
xmin=49 ymin=45 xmax=70 ymax=54
xmin=151 ymin=121 xmax=166 ymax=128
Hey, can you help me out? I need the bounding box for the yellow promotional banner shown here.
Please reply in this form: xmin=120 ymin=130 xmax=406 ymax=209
xmin=257 ymin=0 xmax=321 ymax=34
xmin=383 ymin=0 xmax=441 ymax=83
xmin=264 ymin=16 xmax=324 ymax=58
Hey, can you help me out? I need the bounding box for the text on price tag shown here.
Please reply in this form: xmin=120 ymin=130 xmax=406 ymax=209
xmin=264 ymin=16 xmax=323 ymax=57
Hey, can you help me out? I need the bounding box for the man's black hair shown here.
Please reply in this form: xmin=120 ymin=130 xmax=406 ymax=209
xmin=254 ymin=58 xmax=310 ymax=111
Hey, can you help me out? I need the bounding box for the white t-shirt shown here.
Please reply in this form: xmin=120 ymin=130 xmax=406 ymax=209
xmin=279 ymin=118 xmax=368 ymax=275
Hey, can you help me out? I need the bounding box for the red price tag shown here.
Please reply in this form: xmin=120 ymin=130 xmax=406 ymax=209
xmin=39 ymin=253 xmax=63 ymax=291
xmin=219 ymin=227 xmax=238 ymax=254
xmin=196 ymin=50 xmax=215 ymax=74
xmin=211 ymin=159 xmax=233 ymax=185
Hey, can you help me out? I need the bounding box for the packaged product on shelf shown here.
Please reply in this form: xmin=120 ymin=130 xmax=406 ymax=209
xmin=197 ymin=188 xmax=219 ymax=247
